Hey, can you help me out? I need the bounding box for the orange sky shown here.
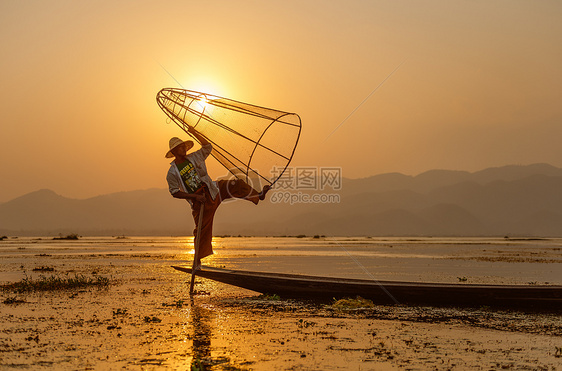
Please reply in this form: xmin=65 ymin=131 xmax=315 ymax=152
xmin=1 ymin=0 xmax=561 ymax=202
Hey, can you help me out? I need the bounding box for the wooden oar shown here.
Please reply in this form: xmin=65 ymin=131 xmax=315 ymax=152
xmin=189 ymin=202 xmax=205 ymax=295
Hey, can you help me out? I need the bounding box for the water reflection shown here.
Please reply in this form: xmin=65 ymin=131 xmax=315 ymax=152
xmin=190 ymin=300 xmax=213 ymax=368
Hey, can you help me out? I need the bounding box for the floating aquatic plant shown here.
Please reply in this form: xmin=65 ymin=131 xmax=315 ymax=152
xmin=1 ymin=274 xmax=110 ymax=292
xmin=144 ymin=316 xmax=162 ymax=323
xmin=53 ymin=233 xmax=80 ymax=240
xmin=3 ymin=296 xmax=26 ymax=304
xmin=161 ymin=299 xmax=186 ymax=308
xmin=332 ymin=296 xmax=375 ymax=310
xmin=113 ymin=308 xmax=128 ymax=316
xmin=296 ymin=318 xmax=316 ymax=329
xmin=256 ymin=293 xmax=281 ymax=301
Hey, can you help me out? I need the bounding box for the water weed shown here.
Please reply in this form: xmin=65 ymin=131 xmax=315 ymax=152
xmin=1 ymin=274 xmax=110 ymax=292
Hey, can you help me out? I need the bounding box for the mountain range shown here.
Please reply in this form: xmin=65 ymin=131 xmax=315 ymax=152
xmin=2 ymin=163 xmax=562 ymax=237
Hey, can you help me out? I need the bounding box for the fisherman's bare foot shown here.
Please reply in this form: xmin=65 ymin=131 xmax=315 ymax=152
xmin=259 ymin=185 xmax=271 ymax=200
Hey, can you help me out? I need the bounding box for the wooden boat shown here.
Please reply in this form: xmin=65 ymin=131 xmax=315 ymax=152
xmin=172 ymin=265 xmax=562 ymax=310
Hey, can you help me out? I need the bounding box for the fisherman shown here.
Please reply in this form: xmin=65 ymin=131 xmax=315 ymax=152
xmin=166 ymin=127 xmax=270 ymax=268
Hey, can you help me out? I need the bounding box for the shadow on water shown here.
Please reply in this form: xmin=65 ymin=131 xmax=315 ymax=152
xmin=188 ymin=296 xmax=249 ymax=370
xmin=190 ymin=299 xmax=212 ymax=369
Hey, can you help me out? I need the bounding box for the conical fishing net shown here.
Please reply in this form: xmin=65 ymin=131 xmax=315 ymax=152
xmin=157 ymin=88 xmax=301 ymax=189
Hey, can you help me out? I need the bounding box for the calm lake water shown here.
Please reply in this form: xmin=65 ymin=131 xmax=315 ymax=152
xmin=1 ymin=236 xmax=561 ymax=285
xmin=1 ymin=236 xmax=561 ymax=370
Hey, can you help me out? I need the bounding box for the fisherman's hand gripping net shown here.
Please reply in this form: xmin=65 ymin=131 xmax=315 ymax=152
xmin=157 ymin=88 xmax=301 ymax=189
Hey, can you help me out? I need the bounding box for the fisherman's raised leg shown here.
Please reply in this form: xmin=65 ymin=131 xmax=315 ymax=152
xmin=218 ymin=178 xmax=270 ymax=205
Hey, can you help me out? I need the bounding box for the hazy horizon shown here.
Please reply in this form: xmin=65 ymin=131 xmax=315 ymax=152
xmin=1 ymin=161 xmax=559 ymax=203
xmin=2 ymin=1 xmax=561 ymax=203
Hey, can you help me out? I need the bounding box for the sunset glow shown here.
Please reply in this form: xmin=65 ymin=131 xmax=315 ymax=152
xmin=0 ymin=1 xmax=561 ymax=202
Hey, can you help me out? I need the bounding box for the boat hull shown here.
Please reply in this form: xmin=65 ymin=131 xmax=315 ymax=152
xmin=172 ymin=265 xmax=562 ymax=310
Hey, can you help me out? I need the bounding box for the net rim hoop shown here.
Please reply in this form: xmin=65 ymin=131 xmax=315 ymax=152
xmin=247 ymin=112 xmax=301 ymax=187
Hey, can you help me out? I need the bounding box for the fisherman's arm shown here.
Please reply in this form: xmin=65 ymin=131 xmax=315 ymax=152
xmin=188 ymin=127 xmax=212 ymax=159
xmin=188 ymin=126 xmax=209 ymax=146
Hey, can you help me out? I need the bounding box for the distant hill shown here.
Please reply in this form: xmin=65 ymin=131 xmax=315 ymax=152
xmin=2 ymin=163 xmax=562 ymax=237
xmin=0 ymin=188 xmax=190 ymax=236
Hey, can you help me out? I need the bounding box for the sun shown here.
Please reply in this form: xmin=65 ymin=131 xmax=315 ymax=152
xmin=198 ymin=94 xmax=208 ymax=105
xmin=193 ymin=93 xmax=209 ymax=112
xmin=189 ymin=78 xmax=226 ymax=97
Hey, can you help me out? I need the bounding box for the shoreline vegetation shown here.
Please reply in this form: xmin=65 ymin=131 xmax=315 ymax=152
xmin=0 ymin=233 xmax=555 ymax=240
xmin=52 ymin=233 xmax=80 ymax=240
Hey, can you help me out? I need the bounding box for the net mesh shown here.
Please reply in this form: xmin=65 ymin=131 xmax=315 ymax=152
xmin=157 ymin=88 xmax=301 ymax=189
